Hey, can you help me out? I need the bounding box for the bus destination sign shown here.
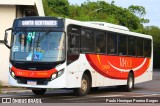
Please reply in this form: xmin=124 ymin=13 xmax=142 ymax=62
xmin=20 ymin=20 xmax=58 ymax=27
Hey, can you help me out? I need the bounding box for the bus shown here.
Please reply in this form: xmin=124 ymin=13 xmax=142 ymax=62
xmin=4 ymin=17 xmax=153 ymax=96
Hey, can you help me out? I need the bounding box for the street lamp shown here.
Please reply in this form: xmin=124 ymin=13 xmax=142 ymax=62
xmin=87 ymin=8 xmax=102 ymax=16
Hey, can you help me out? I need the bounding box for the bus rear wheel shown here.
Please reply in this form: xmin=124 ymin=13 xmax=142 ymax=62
xmin=74 ymin=74 xmax=90 ymax=96
xmin=32 ymin=88 xmax=46 ymax=95
xmin=125 ymin=73 xmax=134 ymax=92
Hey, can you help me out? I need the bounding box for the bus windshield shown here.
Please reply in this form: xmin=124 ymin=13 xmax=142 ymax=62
xmin=11 ymin=29 xmax=65 ymax=62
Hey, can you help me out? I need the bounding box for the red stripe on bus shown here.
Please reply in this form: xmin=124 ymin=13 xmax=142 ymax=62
xmin=86 ymin=54 xmax=150 ymax=80
xmin=11 ymin=66 xmax=57 ymax=78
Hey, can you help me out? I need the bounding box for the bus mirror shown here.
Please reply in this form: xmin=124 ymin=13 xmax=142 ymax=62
xmin=4 ymin=32 xmax=8 ymax=43
xmin=4 ymin=28 xmax=12 ymax=49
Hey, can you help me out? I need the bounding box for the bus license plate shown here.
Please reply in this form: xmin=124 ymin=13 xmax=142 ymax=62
xmin=27 ymin=80 xmax=37 ymax=85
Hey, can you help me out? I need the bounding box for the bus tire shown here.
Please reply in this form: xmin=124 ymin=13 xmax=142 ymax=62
xmin=125 ymin=73 xmax=134 ymax=92
xmin=32 ymin=89 xmax=46 ymax=95
xmin=74 ymin=74 xmax=90 ymax=96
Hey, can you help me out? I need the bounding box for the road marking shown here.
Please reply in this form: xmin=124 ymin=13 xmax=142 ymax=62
xmin=133 ymin=94 xmax=159 ymax=97
xmin=1 ymin=90 xmax=31 ymax=94
xmin=0 ymin=94 xmax=34 ymax=98
xmin=93 ymin=95 xmax=124 ymax=97
xmin=73 ymin=98 xmax=106 ymax=103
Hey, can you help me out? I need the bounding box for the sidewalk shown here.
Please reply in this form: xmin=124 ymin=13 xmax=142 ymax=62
xmin=0 ymin=87 xmax=31 ymax=94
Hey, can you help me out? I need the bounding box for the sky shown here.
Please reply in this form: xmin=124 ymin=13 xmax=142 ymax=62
xmin=68 ymin=0 xmax=160 ymax=27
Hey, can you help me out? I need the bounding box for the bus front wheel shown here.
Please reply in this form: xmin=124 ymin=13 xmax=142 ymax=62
xmin=74 ymin=74 xmax=90 ymax=96
xmin=32 ymin=88 xmax=46 ymax=95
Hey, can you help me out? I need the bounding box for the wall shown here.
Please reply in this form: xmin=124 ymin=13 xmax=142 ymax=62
xmin=0 ymin=5 xmax=16 ymax=86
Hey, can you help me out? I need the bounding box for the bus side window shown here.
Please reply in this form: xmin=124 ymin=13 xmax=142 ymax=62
xmin=67 ymin=33 xmax=80 ymax=65
xmin=118 ymin=34 xmax=127 ymax=55
xmin=144 ymin=39 xmax=151 ymax=57
xmin=69 ymin=33 xmax=79 ymax=55
xmin=81 ymin=28 xmax=94 ymax=53
xmin=67 ymin=25 xmax=81 ymax=65
xmin=107 ymin=32 xmax=117 ymax=55
xmin=136 ymin=37 xmax=143 ymax=57
xmin=128 ymin=36 xmax=136 ymax=56
xmin=95 ymin=31 xmax=106 ymax=54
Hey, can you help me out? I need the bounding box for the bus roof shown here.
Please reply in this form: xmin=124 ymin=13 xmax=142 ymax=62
xmin=65 ymin=18 xmax=152 ymax=40
xmin=84 ymin=22 xmax=129 ymax=31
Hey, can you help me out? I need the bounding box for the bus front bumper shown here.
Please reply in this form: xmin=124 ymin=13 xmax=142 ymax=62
xmin=9 ymin=73 xmax=67 ymax=89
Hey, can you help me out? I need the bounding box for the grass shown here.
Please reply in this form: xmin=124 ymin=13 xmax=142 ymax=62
xmin=0 ymin=81 xmax=2 ymax=93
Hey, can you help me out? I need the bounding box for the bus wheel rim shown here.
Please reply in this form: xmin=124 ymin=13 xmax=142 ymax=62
xmin=81 ymin=79 xmax=87 ymax=93
xmin=129 ymin=77 xmax=133 ymax=89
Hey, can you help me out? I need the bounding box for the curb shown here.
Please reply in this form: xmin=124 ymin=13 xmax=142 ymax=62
xmin=1 ymin=89 xmax=31 ymax=94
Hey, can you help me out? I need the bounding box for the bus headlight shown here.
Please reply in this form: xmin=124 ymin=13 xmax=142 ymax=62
xmin=57 ymin=69 xmax=64 ymax=77
xmin=51 ymin=73 xmax=57 ymax=80
xmin=11 ymin=71 xmax=15 ymax=78
xmin=51 ymin=69 xmax=64 ymax=80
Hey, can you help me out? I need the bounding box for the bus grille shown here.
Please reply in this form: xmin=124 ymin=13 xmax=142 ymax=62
xmin=16 ymin=77 xmax=50 ymax=85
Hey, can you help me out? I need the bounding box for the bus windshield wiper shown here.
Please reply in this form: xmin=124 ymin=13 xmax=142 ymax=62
xmin=36 ymin=28 xmax=52 ymax=45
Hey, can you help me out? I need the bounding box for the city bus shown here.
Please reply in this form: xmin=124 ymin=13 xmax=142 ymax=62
xmin=4 ymin=17 xmax=153 ymax=96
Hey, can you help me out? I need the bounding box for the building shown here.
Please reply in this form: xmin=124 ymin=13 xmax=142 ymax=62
xmin=0 ymin=0 xmax=45 ymax=86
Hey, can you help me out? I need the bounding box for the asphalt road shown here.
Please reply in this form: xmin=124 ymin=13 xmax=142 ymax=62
xmin=0 ymin=70 xmax=160 ymax=105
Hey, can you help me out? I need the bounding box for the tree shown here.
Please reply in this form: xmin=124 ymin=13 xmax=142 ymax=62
xmin=128 ymin=5 xmax=149 ymax=24
xmin=42 ymin=0 xmax=52 ymax=16
xmin=143 ymin=26 xmax=160 ymax=68
xmin=46 ymin=0 xmax=70 ymax=17
xmin=43 ymin=0 xmax=147 ymax=32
